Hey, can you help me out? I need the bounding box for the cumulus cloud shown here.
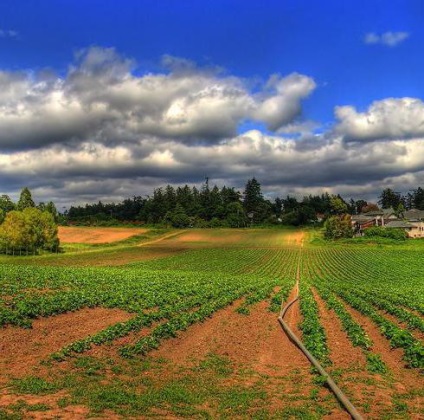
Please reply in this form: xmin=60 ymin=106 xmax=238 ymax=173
xmin=364 ymin=31 xmax=409 ymax=47
xmin=1 ymin=46 xmax=423 ymax=206
xmin=254 ymin=73 xmax=316 ymax=131
xmin=3 ymin=127 xmax=424 ymax=207
xmin=335 ymin=98 xmax=424 ymax=142
xmin=0 ymin=47 xmax=316 ymax=152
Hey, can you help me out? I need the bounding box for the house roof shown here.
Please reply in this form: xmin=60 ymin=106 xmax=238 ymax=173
xmin=404 ymin=209 xmax=424 ymax=221
xmin=385 ymin=220 xmax=416 ymax=229
xmin=351 ymin=215 xmax=374 ymax=222
xmin=363 ymin=210 xmax=383 ymax=216
xmin=382 ymin=208 xmax=396 ymax=216
xmin=363 ymin=208 xmax=395 ymax=217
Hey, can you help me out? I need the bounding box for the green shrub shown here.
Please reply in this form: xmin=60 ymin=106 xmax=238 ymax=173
xmin=364 ymin=227 xmax=407 ymax=240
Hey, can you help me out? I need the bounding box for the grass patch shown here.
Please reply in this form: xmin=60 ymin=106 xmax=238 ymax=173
xmin=11 ymin=376 xmax=59 ymax=395
xmin=0 ymin=409 xmax=22 ymax=420
xmin=10 ymin=400 xmax=50 ymax=412
xmin=73 ymin=356 xmax=105 ymax=377
xmin=280 ymin=406 xmax=320 ymax=419
xmin=195 ymin=353 xmax=234 ymax=377
xmin=218 ymin=386 xmax=268 ymax=414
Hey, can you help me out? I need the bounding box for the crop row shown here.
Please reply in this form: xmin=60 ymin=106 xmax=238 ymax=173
xmin=300 ymin=246 xmax=424 ymax=370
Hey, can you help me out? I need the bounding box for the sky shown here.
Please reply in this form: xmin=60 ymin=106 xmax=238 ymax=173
xmin=0 ymin=0 xmax=424 ymax=208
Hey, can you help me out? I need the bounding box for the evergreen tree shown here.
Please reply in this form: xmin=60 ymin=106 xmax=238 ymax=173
xmin=170 ymin=204 xmax=190 ymax=228
xmin=164 ymin=185 xmax=177 ymax=213
xmin=378 ymin=188 xmax=402 ymax=209
xmin=412 ymin=187 xmax=424 ymax=210
xmin=243 ymin=178 xmax=271 ymax=223
xmin=176 ymin=185 xmax=194 ymax=215
xmin=282 ymin=196 xmax=299 ymax=213
xmin=210 ymin=185 xmax=224 ymax=219
xmin=200 ymin=177 xmax=212 ymax=220
xmin=243 ymin=178 xmax=263 ymax=214
xmin=17 ymin=187 xmax=35 ymax=211
xmin=225 ymin=201 xmax=246 ymax=227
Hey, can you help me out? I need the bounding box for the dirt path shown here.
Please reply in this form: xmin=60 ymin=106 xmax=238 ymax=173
xmin=285 ymin=231 xmax=305 ymax=247
xmin=137 ymin=230 xmax=187 ymax=247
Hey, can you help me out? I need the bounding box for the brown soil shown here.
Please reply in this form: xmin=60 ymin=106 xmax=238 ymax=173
xmin=0 ymin=390 xmax=93 ymax=420
xmin=150 ymin=299 xmax=349 ymax=417
xmin=341 ymin=299 xmax=424 ymax=415
xmin=0 ymin=307 xmax=133 ymax=384
xmin=169 ymin=230 xmax=244 ymax=245
xmin=313 ymin=289 xmax=367 ymax=370
xmin=58 ymin=226 xmax=148 ymax=244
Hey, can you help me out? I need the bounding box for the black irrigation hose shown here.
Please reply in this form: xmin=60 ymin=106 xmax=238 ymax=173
xmin=278 ymin=251 xmax=364 ymax=420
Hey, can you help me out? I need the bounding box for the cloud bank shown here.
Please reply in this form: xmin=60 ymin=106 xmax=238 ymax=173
xmin=0 ymin=47 xmax=423 ymax=207
xmin=364 ymin=31 xmax=409 ymax=47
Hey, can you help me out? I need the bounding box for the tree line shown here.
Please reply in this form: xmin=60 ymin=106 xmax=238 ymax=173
xmin=64 ymin=179 xmax=424 ymax=228
xmin=0 ymin=188 xmax=60 ymax=254
xmin=3 ymin=183 xmax=422 ymax=238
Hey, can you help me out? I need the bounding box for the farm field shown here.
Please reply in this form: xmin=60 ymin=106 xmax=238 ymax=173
xmin=57 ymin=226 xmax=149 ymax=244
xmin=0 ymin=227 xmax=423 ymax=419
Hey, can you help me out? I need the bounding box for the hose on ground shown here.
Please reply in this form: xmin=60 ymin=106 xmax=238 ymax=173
xmin=278 ymin=294 xmax=364 ymax=420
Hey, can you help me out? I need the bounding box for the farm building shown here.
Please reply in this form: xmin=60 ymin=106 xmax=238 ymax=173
xmin=402 ymin=209 xmax=424 ymax=238
xmin=385 ymin=220 xmax=416 ymax=236
xmin=351 ymin=214 xmax=376 ymax=235
xmin=351 ymin=208 xmax=396 ymax=234
xmin=352 ymin=208 xmax=424 ymax=238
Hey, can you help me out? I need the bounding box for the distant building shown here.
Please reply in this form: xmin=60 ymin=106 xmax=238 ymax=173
xmin=352 ymin=208 xmax=424 ymax=238
xmin=402 ymin=209 xmax=424 ymax=238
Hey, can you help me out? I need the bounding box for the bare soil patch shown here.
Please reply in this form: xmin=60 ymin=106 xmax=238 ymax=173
xmin=285 ymin=231 xmax=305 ymax=246
xmin=0 ymin=307 xmax=133 ymax=384
xmin=171 ymin=230 xmax=244 ymax=245
xmin=58 ymin=226 xmax=148 ymax=244
xmin=0 ymin=391 xmax=93 ymax=420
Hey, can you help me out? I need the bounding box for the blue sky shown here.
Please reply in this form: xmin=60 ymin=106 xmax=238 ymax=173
xmin=0 ymin=0 xmax=423 ymax=206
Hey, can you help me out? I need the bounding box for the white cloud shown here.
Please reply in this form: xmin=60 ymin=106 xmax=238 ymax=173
xmin=1 ymin=46 xmax=424 ymax=206
xmin=254 ymin=73 xmax=316 ymax=131
xmin=0 ymin=47 xmax=316 ymax=151
xmin=0 ymin=29 xmax=18 ymax=38
xmin=364 ymin=31 xmax=409 ymax=47
xmin=335 ymin=98 xmax=424 ymax=142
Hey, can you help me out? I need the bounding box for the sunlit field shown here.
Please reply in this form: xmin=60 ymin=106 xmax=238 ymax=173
xmin=0 ymin=227 xmax=423 ymax=419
